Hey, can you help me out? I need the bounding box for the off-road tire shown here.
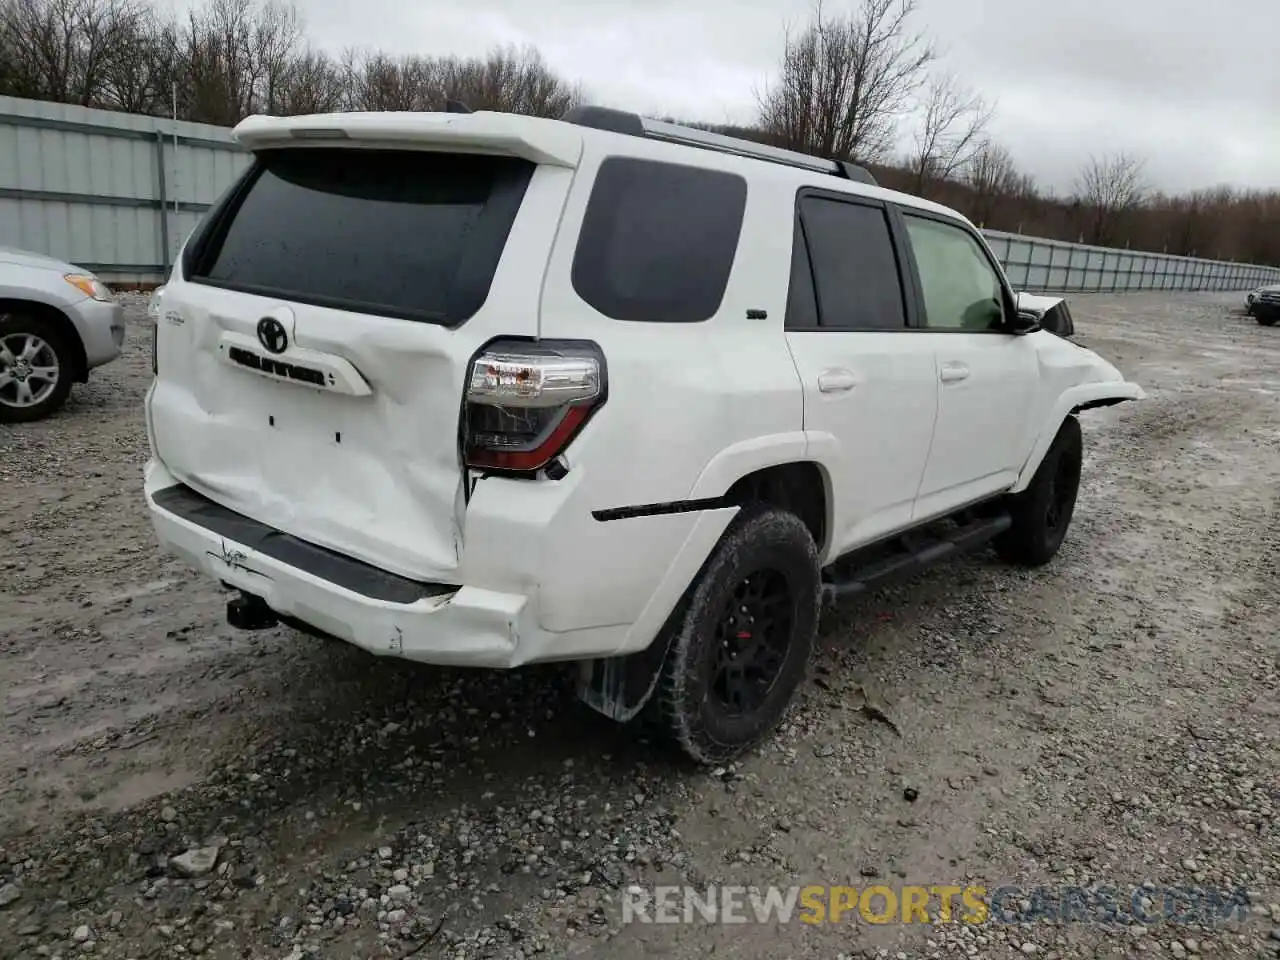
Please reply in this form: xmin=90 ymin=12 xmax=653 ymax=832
xmin=1258 ymin=315 xmax=1277 ymax=327
xmin=994 ymin=415 xmax=1083 ymax=567
xmin=0 ymin=312 xmax=75 ymax=423
xmin=654 ymin=505 xmax=820 ymax=765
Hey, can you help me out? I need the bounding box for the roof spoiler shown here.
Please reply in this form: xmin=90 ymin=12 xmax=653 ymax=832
xmin=232 ymin=111 xmax=583 ymax=167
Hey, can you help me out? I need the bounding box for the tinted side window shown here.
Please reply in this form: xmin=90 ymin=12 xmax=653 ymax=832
xmin=903 ymin=215 xmax=1006 ymax=331
xmin=193 ymin=148 xmax=534 ymax=324
xmin=785 ymin=219 xmax=819 ymax=328
xmin=181 ymin=169 xmax=252 ymax=281
xmin=572 ymin=157 xmax=747 ymax=323
xmin=794 ymin=195 xmax=906 ymax=330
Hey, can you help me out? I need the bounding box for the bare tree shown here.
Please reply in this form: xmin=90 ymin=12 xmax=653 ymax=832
xmin=178 ymin=0 xmax=254 ymax=124
xmin=440 ymin=45 xmax=581 ymax=118
xmin=757 ymin=0 xmax=934 ymax=164
xmin=0 ymin=0 xmax=16 ymax=93
xmin=71 ymin=0 xmax=143 ymax=103
xmin=249 ymin=0 xmax=302 ymax=114
xmin=1236 ymin=189 xmax=1280 ymax=266
xmin=0 ymin=0 xmax=148 ymax=105
xmin=0 ymin=0 xmax=49 ymax=98
xmin=332 ymin=45 xmax=362 ymax=110
xmin=963 ymin=139 xmax=1021 ymax=226
xmin=336 ymin=45 xmax=580 ymax=117
xmin=0 ymin=0 xmax=76 ymax=99
xmin=1074 ymin=151 xmax=1147 ymax=246
xmin=166 ymin=0 xmax=308 ymax=123
xmin=97 ymin=11 xmax=175 ymax=113
xmin=906 ymin=71 xmax=992 ymax=197
xmin=346 ymin=51 xmax=435 ymax=111
xmin=275 ymin=47 xmax=344 ymax=114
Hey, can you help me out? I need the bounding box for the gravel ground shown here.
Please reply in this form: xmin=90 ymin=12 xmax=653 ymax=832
xmin=1 ymin=290 xmax=1279 ymax=960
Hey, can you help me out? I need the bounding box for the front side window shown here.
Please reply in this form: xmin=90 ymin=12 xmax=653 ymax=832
xmin=571 ymin=157 xmax=747 ymax=323
xmin=903 ymin=215 xmax=1007 ymax=332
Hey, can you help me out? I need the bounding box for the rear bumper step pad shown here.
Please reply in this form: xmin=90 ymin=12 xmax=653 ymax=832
xmin=150 ymin=484 xmax=453 ymax=604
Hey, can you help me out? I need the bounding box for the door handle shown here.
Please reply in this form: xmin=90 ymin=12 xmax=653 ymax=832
xmin=817 ymin=368 xmax=859 ymax=393
xmin=939 ymin=362 xmax=970 ymax=383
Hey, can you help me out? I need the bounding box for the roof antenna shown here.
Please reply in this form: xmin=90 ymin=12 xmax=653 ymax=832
xmin=445 ymin=99 xmax=472 ymax=114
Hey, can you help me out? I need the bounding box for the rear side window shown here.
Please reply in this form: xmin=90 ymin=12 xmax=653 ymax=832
xmin=792 ymin=195 xmax=906 ymax=330
xmin=785 ymin=218 xmax=820 ymax=328
xmin=571 ymin=157 xmax=747 ymax=323
xmin=190 ymin=149 xmax=535 ymax=324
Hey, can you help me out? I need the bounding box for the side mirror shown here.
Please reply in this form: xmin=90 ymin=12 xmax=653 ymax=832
xmin=1008 ymin=291 xmax=1043 ymax=334
xmin=1008 ymin=310 xmax=1041 ymax=335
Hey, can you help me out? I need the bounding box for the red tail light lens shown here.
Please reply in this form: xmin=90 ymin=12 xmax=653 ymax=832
xmin=463 ymin=340 xmax=605 ymax=473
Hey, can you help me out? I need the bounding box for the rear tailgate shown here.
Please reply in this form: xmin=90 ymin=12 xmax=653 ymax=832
xmin=149 ymin=114 xmax=582 ymax=583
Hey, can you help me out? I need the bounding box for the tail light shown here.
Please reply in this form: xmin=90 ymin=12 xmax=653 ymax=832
xmin=463 ymin=340 xmax=605 ymax=474
xmin=148 ymin=285 xmax=165 ymax=375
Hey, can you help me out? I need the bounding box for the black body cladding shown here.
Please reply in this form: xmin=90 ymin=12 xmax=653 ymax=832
xmin=151 ymin=484 xmax=451 ymax=604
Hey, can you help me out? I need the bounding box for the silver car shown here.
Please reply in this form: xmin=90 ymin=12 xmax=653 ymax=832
xmin=0 ymin=246 xmax=126 ymax=422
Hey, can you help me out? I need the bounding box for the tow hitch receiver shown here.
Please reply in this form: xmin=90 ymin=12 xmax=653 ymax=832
xmin=227 ymin=592 xmax=279 ymax=630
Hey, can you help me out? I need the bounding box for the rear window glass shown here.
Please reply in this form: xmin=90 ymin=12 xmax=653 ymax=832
xmin=571 ymin=157 xmax=747 ymax=323
xmin=192 ymin=149 xmax=535 ymax=324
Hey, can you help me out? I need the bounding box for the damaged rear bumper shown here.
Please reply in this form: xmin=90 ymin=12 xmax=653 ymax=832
xmin=143 ymin=459 xmax=625 ymax=667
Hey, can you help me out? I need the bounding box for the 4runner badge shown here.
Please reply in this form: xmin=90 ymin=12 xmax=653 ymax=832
xmin=226 ymin=346 xmax=334 ymax=388
xmin=257 ymin=317 xmax=288 ymax=354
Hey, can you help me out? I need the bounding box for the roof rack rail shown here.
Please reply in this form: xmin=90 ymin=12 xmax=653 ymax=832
xmin=562 ymin=105 xmax=877 ymax=186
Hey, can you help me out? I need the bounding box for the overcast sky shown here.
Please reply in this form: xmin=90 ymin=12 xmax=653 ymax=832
xmin=252 ymin=0 xmax=1279 ymax=196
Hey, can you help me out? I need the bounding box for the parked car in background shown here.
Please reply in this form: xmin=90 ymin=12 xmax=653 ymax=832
xmin=1247 ymin=284 xmax=1280 ymax=326
xmin=0 ymin=246 xmax=125 ymax=422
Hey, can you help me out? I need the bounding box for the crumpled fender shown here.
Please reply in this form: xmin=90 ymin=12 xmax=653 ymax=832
xmin=1012 ymin=377 xmax=1145 ymax=493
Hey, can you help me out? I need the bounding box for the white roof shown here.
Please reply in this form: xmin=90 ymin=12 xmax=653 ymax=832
xmin=232 ymin=108 xmax=977 ymax=227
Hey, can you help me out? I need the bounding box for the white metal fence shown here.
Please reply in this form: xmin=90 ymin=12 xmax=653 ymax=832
xmin=3 ymin=95 xmax=1279 ymax=291
xmin=984 ymin=230 xmax=1280 ymax=294
xmin=0 ymin=95 xmax=247 ymax=285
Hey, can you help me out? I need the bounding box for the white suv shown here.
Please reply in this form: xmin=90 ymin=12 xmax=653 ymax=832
xmin=143 ymin=105 xmax=1143 ymax=764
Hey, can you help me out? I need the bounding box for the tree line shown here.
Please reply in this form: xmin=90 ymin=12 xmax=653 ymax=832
xmin=2 ymin=0 xmax=1276 ymax=266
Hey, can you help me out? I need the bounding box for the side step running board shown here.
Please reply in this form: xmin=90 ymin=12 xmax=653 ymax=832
xmin=821 ymin=514 xmax=1011 ymax=605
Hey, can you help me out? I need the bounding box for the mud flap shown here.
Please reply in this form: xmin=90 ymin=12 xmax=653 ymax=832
xmin=575 ymin=628 xmax=676 ymax=724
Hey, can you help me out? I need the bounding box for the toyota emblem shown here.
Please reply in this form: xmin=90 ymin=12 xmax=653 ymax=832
xmin=257 ymin=317 xmax=288 ymax=354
